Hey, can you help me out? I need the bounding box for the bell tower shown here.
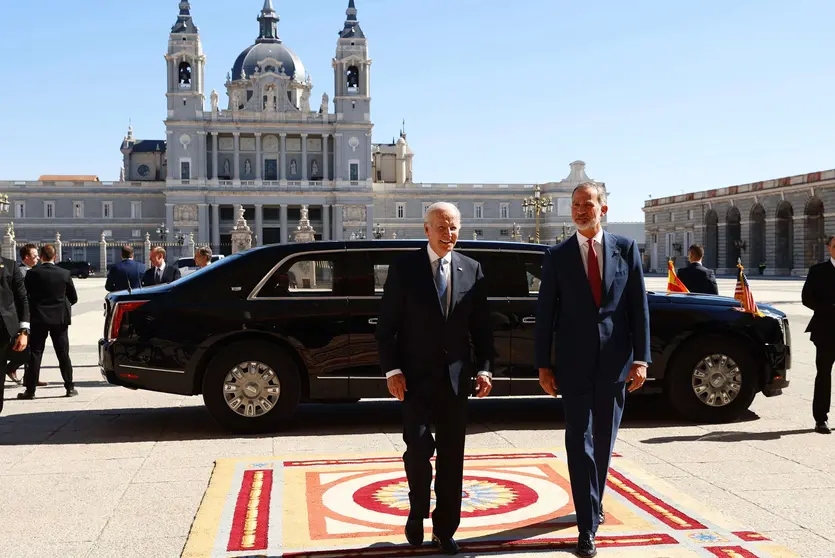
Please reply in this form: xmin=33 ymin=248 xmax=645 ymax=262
xmin=333 ymin=0 xmax=371 ymax=123
xmin=165 ymin=0 xmax=205 ymax=119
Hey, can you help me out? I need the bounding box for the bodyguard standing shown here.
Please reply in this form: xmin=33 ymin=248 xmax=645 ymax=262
xmin=801 ymin=234 xmax=835 ymax=434
xmin=0 ymin=255 xmax=30 ymax=415
xmin=105 ymin=245 xmax=145 ymax=292
xmin=677 ymin=244 xmax=719 ymax=295
xmin=375 ymin=202 xmax=495 ymax=555
xmin=5 ymin=244 xmax=37 ymax=386
xmin=18 ymin=244 xmax=78 ymax=399
xmin=535 ymin=183 xmax=651 ymax=557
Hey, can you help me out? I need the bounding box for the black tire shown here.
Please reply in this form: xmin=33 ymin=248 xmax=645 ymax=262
xmin=665 ymin=335 xmax=759 ymax=423
xmin=202 ymin=340 xmax=302 ymax=433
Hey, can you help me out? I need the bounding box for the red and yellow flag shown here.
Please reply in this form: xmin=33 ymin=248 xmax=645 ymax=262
xmin=667 ymin=259 xmax=689 ymax=294
xmin=733 ymin=261 xmax=764 ymax=317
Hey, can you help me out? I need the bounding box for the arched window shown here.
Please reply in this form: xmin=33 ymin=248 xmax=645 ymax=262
xmin=346 ymin=66 xmax=359 ymax=90
xmin=178 ymin=61 xmax=192 ymax=88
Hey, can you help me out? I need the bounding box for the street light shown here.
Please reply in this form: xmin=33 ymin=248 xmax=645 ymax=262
xmin=522 ymin=184 xmax=553 ymax=244
xmin=373 ymin=223 xmax=385 ymax=239
xmin=156 ymin=222 xmax=169 ymax=241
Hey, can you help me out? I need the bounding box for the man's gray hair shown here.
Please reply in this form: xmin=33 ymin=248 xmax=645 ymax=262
xmin=572 ymin=182 xmax=608 ymax=206
xmin=424 ymin=202 xmax=461 ymax=225
xmin=827 ymin=234 xmax=835 ymax=246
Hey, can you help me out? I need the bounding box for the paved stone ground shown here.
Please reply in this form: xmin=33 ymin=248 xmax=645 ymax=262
xmin=0 ymin=276 xmax=831 ymax=557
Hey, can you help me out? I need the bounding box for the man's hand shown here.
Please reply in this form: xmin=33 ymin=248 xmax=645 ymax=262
xmin=475 ymin=375 xmax=492 ymax=398
xmin=387 ymin=374 xmax=407 ymax=401
xmin=626 ymin=363 xmax=647 ymax=392
xmin=538 ymin=368 xmax=558 ymax=397
xmin=12 ymin=332 xmax=28 ymax=352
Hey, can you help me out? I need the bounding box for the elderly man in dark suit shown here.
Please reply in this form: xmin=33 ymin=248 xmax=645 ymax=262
xmin=142 ymin=246 xmax=181 ymax=286
xmin=18 ymin=244 xmax=78 ymax=399
xmin=105 ymin=245 xmax=145 ymax=292
xmin=802 ymin=234 xmax=835 ymax=434
xmin=375 ymin=202 xmax=495 ymax=555
xmin=535 ymin=183 xmax=651 ymax=558
xmin=0 ymin=254 xmax=30 ymax=415
xmin=677 ymin=244 xmax=719 ymax=295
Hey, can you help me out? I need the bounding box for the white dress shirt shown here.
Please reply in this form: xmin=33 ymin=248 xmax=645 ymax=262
xmin=385 ymin=244 xmax=492 ymax=380
xmin=576 ymin=230 xmax=647 ymax=368
xmin=830 ymin=257 xmax=835 ymax=268
xmin=155 ymin=261 xmax=166 ymax=281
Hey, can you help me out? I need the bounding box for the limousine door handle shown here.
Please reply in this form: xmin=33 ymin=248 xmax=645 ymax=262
xmin=368 ymin=318 xmax=378 ymax=325
xmin=522 ymin=317 xmax=536 ymax=324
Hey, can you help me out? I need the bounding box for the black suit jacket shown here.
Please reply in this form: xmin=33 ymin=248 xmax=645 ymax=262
xmin=677 ymin=262 xmax=719 ymax=295
xmin=802 ymin=260 xmax=835 ymax=344
xmin=106 ymin=259 xmax=146 ymax=292
xmin=24 ymin=263 xmax=78 ymax=326
xmin=0 ymin=257 xmax=29 ymax=338
xmin=142 ymin=264 xmax=181 ymax=287
xmin=375 ymin=247 xmax=495 ymax=396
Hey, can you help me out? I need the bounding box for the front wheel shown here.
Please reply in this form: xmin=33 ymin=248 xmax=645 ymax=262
xmin=666 ymin=336 xmax=759 ymax=423
xmin=202 ymin=341 xmax=302 ymax=433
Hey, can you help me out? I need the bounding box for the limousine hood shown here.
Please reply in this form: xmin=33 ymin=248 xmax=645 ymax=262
xmin=648 ymin=292 xmax=786 ymax=318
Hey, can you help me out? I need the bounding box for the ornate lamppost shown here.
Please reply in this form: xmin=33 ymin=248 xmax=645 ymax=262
xmin=156 ymin=222 xmax=169 ymax=242
xmin=522 ymin=184 xmax=553 ymax=244
xmin=373 ymin=223 xmax=385 ymax=239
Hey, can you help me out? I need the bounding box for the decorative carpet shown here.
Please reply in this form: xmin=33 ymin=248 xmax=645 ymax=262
xmin=183 ymin=450 xmax=796 ymax=557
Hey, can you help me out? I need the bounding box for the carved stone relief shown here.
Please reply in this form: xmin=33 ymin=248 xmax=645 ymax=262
xmin=263 ymin=135 xmax=279 ymax=152
xmin=343 ymin=205 xmax=366 ymax=223
xmin=307 ymin=138 xmax=322 ymax=152
xmin=219 ymin=138 xmax=234 ymax=151
xmin=174 ymin=204 xmax=199 ymax=225
xmin=287 ymin=138 xmax=302 ymax=152
xmin=240 ymin=137 xmax=256 ymax=151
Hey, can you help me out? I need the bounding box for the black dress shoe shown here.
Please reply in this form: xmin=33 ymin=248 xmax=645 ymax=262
xmin=404 ymin=518 xmax=423 ymax=547
xmin=815 ymin=421 xmax=831 ymax=434
xmin=431 ymin=534 xmax=460 ymax=555
xmin=66 ymin=389 xmax=78 ymax=397
xmin=598 ymin=506 xmax=606 ymax=525
xmin=575 ymin=531 xmax=597 ymax=557
xmin=16 ymin=391 xmax=34 ymax=400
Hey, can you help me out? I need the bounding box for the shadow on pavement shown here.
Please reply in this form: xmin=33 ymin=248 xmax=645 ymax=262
xmin=641 ymin=428 xmax=813 ymax=444
xmin=0 ymin=394 xmax=761 ymax=446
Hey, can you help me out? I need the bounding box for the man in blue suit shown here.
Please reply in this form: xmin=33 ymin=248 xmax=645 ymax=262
xmin=535 ymin=182 xmax=651 ymax=557
xmin=105 ymin=246 xmax=145 ymax=292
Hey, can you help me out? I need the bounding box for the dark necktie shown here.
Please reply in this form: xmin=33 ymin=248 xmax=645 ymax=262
xmin=155 ymin=268 xmax=162 ymax=284
xmin=587 ymin=238 xmax=602 ymax=308
xmin=435 ymin=258 xmax=448 ymax=317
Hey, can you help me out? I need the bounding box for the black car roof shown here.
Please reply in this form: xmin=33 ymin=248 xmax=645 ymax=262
xmin=243 ymin=239 xmax=550 ymax=257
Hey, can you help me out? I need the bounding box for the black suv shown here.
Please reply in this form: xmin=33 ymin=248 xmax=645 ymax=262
xmin=99 ymin=240 xmax=791 ymax=432
xmin=57 ymin=260 xmax=94 ymax=279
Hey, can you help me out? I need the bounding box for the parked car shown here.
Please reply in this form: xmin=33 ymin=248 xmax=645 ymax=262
xmin=99 ymin=240 xmax=791 ymax=433
xmin=173 ymin=254 xmax=225 ymax=277
xmin=57 ymin=260 xmax=94 ymax=279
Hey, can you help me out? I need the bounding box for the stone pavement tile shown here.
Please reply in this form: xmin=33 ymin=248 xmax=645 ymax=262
xmin=0 ymin=507 xmax=113 ymax=544
xmin=272 ymin=434 xmax=397 ymax=455
xmin=0 ymin=471 xmax=130 ymax=498
xmin=464 ymin=430 xmax=521 ymax=448
xmin=635 ymin=439 xmax=780 ymax=463
xmin=0 ymin=540 xmax=94 ymax=558
xmin=1 ymin=456 xmax=145 ymax=476
xmin=668 ymin=476 xmax=801 ymax=531
xmin=742 ymin=488 xmax=835 ymax=534
xmin=0 ymin=445 xmax=37 ymax=466
xmin=677 ymin=458 xmax=817 ymax=477
xmin=762 ymin=529 xmax=835 ymax=556
xmin=115 ymin=481 xmax=207 ymax=518
xmin=611 ymin=442 xmax=666 ymax=464
xmin=17 ymin=440 xmax=156 ymax=463
xmin=86 ymin=536 xmax=186 ymax=558
xmin=625 ymin=461 xmax=692 ymax=479
xmin=132 ymin=465 xmax=213 ymax=484
xmin=478 ymin=428 xmax=563 ymax=450
xmin=98 ymin=511 xmax=197 ymax=541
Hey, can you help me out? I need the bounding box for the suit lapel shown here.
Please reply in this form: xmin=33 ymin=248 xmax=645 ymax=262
xmin=448 ymin=251 xmax=462 ymax=318
xmin=568 ymin=236 xmax=596 ymax=306
xmin=418 ymin=249 xmax=443 ymax=317
xmin=602 ymin=231 xmax=621 ymax=301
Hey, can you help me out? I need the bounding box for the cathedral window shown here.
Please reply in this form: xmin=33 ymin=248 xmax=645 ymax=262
xmin=102 ymin=202 xmax=113 ymax=219
xmin=346 ymin=66 xmax=359 ymax=91
xmin=178 ymin=61 xmax=192 ymax=89
xmin=396 ymin=202 xmax=406 ymax=219
xmin=44 ymin=201 xmax=55 ymax=219
xmin=73 ymin=202 xmax=84 ymax=218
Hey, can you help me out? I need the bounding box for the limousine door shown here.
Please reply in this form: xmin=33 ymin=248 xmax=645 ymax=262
xmin=506 ymin=251 xmax=545 ymax=395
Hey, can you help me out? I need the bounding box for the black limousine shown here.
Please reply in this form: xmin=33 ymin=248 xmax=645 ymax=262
xmin=99 ymin=240 xmax=791 ymax=433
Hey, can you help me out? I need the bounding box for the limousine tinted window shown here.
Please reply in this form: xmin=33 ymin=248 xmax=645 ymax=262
xmin=256 ymin=253 xmax=345 ymax=298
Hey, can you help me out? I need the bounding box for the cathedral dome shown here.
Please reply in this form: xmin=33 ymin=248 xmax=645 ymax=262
xmin=231 ymin=42 xmax=305 ymax=82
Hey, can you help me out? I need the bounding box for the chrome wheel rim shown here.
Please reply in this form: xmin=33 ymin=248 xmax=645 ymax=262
xmin=691 ymin=353 xmax=741 ymax=407
xmin=223 ymin=361 xmax=281 ymax=418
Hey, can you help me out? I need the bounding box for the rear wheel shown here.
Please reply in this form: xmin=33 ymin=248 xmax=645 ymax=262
xmin=202 ymin=341 xmax=301 ymax=433
xmin=666 ymin=336 xmax=759 ymax=423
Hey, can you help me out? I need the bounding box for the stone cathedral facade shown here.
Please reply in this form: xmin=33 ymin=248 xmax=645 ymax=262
xmin=0 ymin=1 xmax=605 ymax=266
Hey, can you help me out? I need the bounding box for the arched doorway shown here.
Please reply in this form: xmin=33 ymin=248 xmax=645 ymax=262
xmin=749 ymin=204 xmax=766 ymax=270
xmin=775 ymin=202 xmax=794 ymax=272
xmin=704 ymin=210 xmax=719 ymax=269
xmin=726 ymin=207 xmax=742 ymax=269
xmin=805 ymin=197 xmax=826 ymax=268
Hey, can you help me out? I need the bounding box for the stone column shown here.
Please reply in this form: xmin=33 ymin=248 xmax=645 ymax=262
xmin=233 ymin=132 xmax=241 ymax=181
xmin=301 ymin=133 xmax=308 ymax=181
xmin=334 ymin=204 xmax=344 ymax=240
xmin=198 ymin=203 xmax=209 ymax=244
xmin=211 ymin=132 xmax=219 ymax=181
xmin=165 ymin=203 xmax=174 ymax=235
xmin=255 ymin=204 xmax=264 ymax=246
xmin=323 ymin=133 xmax=330 ymax=183
xmin=197 ymin=132 xmax=206 ymax=180
xmin=279 ymin=133 xmax=287 ymax=182
xmin=254 ymin=133 xmax=262 ymax=181
xmin=280 ymin=204 xmax=288 ymax=244
xmin=211 ymin=203 xmax=220 ymax=251
xmin=717 ymin=222 xmax=728 ymax=274
xmin=366 ymin=133 xmax=372 ymax=181
xmin=334 ymin=134 xmax=343 ymax=182
xmin=322 ymin=204 xmax=331 ymax=240
xmin=55 ymin=231 xmax=63 ymax=262
xmin=791 ymin=216 xmax=806 ymax=276
xmin=739 ymin=219 xmax=752 ymax=270
xmin=366 ymin=204 xmax=373 ymax=240
xmin=99 ymin=232 xmax=108 ymax=275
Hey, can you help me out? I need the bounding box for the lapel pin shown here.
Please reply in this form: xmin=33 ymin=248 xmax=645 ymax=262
xmin=457 ymin=267 xmax=463 ymax=271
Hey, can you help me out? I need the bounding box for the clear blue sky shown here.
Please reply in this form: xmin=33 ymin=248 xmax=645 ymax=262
xmin=1 ymin=0 xmax=833 ymax=221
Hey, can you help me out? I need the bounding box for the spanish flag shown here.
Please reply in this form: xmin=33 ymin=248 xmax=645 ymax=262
xmin=667 ymin=259 xmax=689 ymax=294
xmin=733 ymin=261 xmax=764 ymax=317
